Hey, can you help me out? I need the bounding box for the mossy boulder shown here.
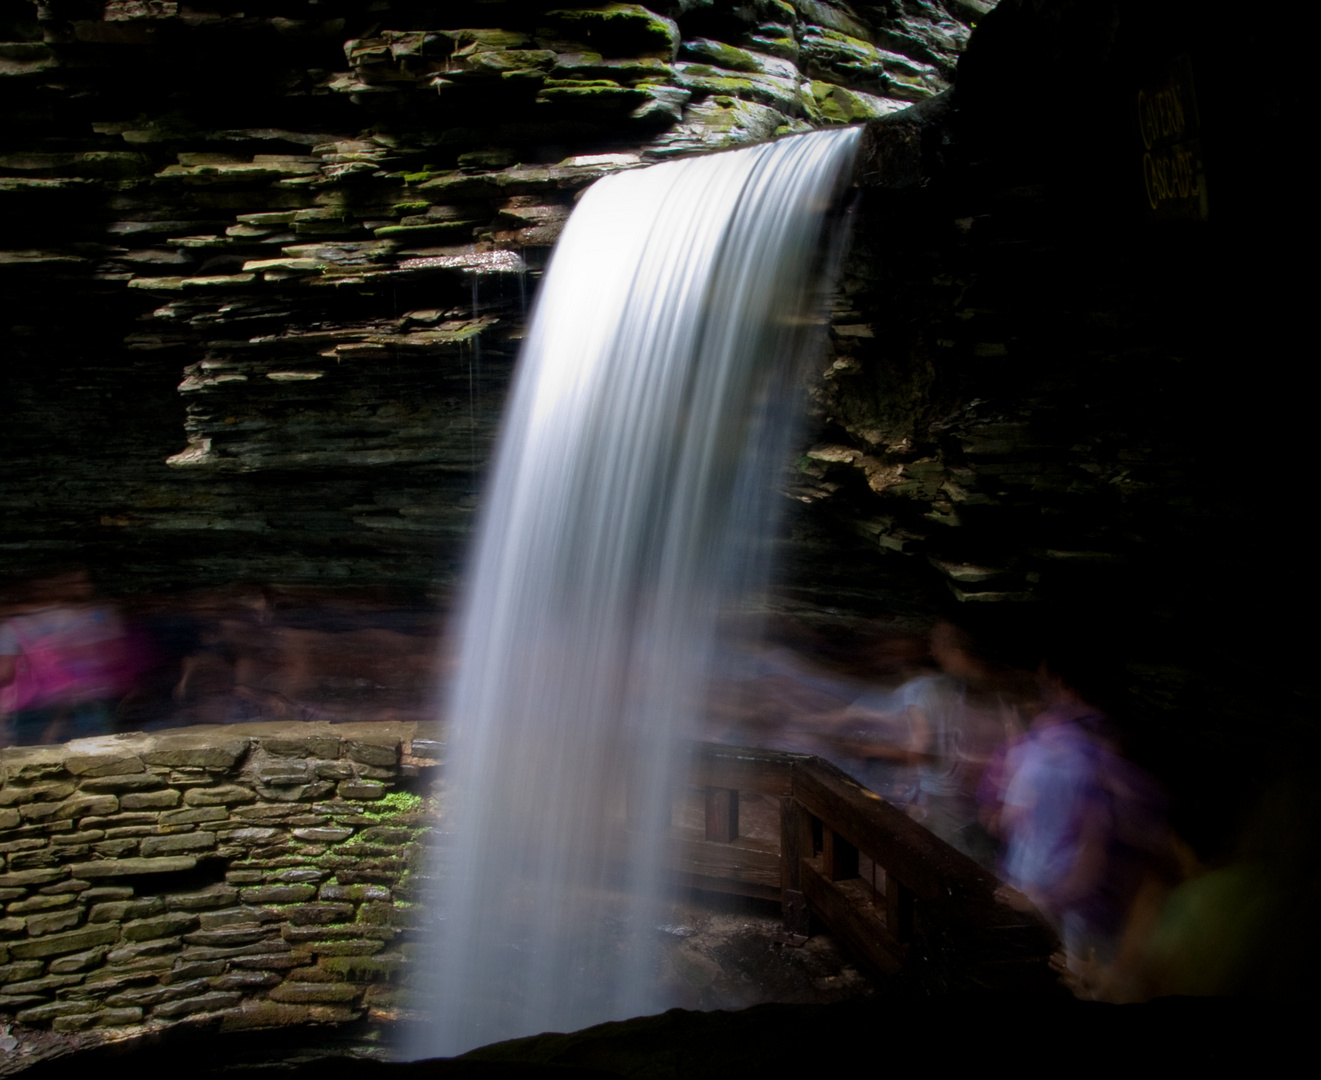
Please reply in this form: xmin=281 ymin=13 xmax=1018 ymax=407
xmin=545 ymin=4 xmax=681 ymax=60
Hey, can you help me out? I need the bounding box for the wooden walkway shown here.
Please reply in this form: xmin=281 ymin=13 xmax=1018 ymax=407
xmin=668 ymin=743 xmax=1059 ymax=992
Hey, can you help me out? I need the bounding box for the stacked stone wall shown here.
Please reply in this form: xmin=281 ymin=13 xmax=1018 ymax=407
xmin=0 ymin=721 xmax=442 ymax=1036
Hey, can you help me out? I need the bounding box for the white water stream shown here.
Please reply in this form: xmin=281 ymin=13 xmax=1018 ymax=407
xmin=411 ymin=127 xmax=861 ymax=1057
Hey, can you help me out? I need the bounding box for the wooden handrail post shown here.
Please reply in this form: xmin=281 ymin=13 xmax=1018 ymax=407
xmin=779 ymin=794 xmax=812 ymax=936
xmin=704 ymin=786 xmax=739 ymax=843
xmin=886 ymin=877 xmax=915 ymax=941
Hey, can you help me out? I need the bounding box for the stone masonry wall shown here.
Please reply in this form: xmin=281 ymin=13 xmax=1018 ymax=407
xmin=0 ymin=721 xmax=442 ymax=1036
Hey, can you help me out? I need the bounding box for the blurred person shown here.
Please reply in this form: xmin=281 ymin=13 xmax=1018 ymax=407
xmin=986 ymin=646 xmax=1169 ymax=998
xmin=0 ymin=569 xmax=138 ymax=745
xmin=825 ymin=622 xmax=1020 ymax=861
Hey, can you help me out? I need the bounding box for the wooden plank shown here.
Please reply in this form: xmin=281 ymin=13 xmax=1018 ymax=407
xmin=792 ymin=757 xmax=997 ymax=903
xmin=672 ymin=872 xmax=782 ymax=903
xmin=704 ymin=786 xmax=739 ymax=843
xmin=667 ymin=835 xmax=781 ymax=891
xmin=686 ymin=742 xmax=802 ymax=797
xmin=779 ymin=795 xmax=807 ymax=893
xmin=799 ymin=858 xmax=905 ymax=976
xmin=886 ymin=876 xmax=915 ymax=941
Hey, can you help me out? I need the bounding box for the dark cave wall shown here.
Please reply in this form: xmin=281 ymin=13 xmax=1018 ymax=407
xmin=792 ymin=0 xmax=1309 ymax=812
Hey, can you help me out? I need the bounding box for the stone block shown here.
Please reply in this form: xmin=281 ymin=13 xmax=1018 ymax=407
xmin=256 ymin=762 xmax=311 ymax=785
xmin=164 ymin=885 xmax=239 ymax=911
xmin=219 ymin=827 xmax=285 ymax=844
xmin=53 ymin=1007 xmax=143 ymax=1031
xmin=152 ymin=991 xmax=243 ymax=1018
xmin=285 ymin=903 xmax=355 ymax=926
xmin=82 ymin=886 xmax=134 ymax=901
xmin=7 ymin=893 xmax=74 ymax=914
xmin=163 ymin=960 xmax=226 ymax=981
xmin=140 ymin=831 xmax=217 ymax=858
xmin=182 ymin=926 xmax=277 ymax=948
xmin=104 ymin=826 xmax=155 ymax=839
xmin=27 ymin=908 xmax=84 ymax=936
xmin=106 ymin=976 xmax=211 ymax=1007
xmin=319 ymin=883 xmax=390 ymax=903
xmin=90 ymin=897 xmax=164 ymax=923
xmin=141 ymin=740 xmax=247 ymax=769
xmin=239 ymin=884 xmax=316 ymax=904
xmin=0 ymin=782 xmax=75 ymax=807
xmin=232 ymin=805 xmax=298 ymax=821
xmin=4 ymin=972 xmax=84 ymax=994
xmin=313 ymin=762 xmax=354 ymax=780
xmin=180 ymin=937 xmax=291 ymax=963
xmin=65 ymin=753 xmax=145 ymax=778
xmin=79 ymin=774 xmax=166 ymax=793
xmin=92 ymin=839 xmax=140 ymax=857
xmin=218 ymin=999 xmax=314 ymax=1030
xmin=19 ymin=800 xmax=69 ymax=822
xmin=105 ymin=938 xmax=181 ymax=964
xmin=225 ymin=952 xmax=299 ymax=971
xmin=120 ymin=790 xmax=182 ymax=810
xmin=226 ymin=870 xmax=263 ymax=883
xmin=336 ymin=781 xmax=385 ymax=800
xmin=49 ymin=946 xmax=109 ymax=973
xmin=159 ymin=806 xmax=226 ymax=826
xmin=198 ymin=906 xmax=280 ymax=931
xmin=355 ymin=827 xmax=415 ymax=845
xmin=68 ymin=856 xmax=197 ymax=878
xmin=184 ymin=785 xmax=256 ymax=807
xmin=253 ymin=781 xmax=335 ymax=803
xmin=122 ymin=913 xmax=198 ymax=941
xmin=273 ymin=868 xmax=327 ymax=884
xmin=268 ymin=981 xmax=361 ymax=1004
xmin=0 ymin=960 xmax=44 ymax=982
xmin=345 ymin=740 xmax=399 ymax=767
xmin=85 ymin=812 xmax=160 ymax=829
xmin=0 ymin=867 xmax=70 ymax=888
xmin=285 ymin=964 xmax=338 ymax=983
xmin=0 ymin=809 xmax=18 ymax=829
xmin=53 ymin=794 xmax=119 ymax=819
xmin=292 ymin=827 xmax=354 ymax=843
xmin=10 ymin=924 xmax=120 ymax=959
xmin=257 ymin=734 xmax=340 ymax=755
xmin=213 ymin=970 xmax=282 ymax=990
xmin=16 ymin=999 xmax=92 ymax=1023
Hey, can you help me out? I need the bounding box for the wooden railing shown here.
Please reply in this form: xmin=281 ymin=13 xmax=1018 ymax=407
xmin=669 ymin=742 xmax=1058 ymax=992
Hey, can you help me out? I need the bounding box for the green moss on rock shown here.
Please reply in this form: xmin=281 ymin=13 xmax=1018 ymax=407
xmin=545 ymin=4 xmax=681 ymax=60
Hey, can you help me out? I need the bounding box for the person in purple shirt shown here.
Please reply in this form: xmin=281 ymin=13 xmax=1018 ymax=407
xmin=988 ymin=653 xmax=1168 ymax=996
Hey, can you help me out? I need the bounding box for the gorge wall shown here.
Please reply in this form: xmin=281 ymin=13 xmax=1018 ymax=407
xmin=1 ymin=0 xmax=983 ymax=594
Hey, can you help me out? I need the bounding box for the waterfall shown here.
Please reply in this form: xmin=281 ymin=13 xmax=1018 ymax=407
xmin=410 ymin=127 xmax=861 ymax=1058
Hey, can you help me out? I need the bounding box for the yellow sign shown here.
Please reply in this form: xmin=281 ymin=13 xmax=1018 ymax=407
xmin=1137 ymin=56 xmax=1208 ymax=220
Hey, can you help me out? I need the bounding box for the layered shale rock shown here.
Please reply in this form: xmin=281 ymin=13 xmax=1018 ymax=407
xmin=0 ymin=1 xmax=982 ymax=593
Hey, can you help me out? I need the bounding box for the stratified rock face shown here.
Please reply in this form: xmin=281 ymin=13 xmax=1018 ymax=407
xmin=0 ymin=1 xmax=983 ymax=593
